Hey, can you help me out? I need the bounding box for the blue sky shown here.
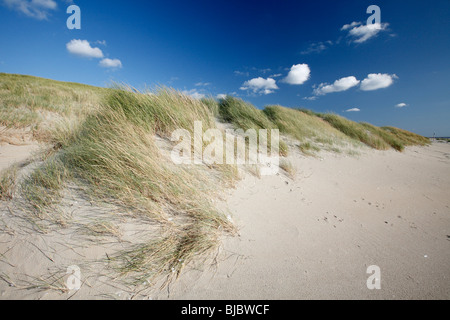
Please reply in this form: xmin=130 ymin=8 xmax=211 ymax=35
xmin=1 ymin=0 xmax=449 ymax=136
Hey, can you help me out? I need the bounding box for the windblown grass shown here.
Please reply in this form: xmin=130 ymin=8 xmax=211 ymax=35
xmin=218 ymin=96 xmax=289 ymax=155
xmin=279 ymin=159 xmax=296 ymax=179
xmin=22 ymin=86 xmax=236 ymax=285
xmin=0 ymin=73 xmax=430 ymax=290
xmin=21 ymin=157 xmax=69 ymax=222
xmin=219 ymin=96 xmax=275 ymax=130
xmin=263 ymin=105 xmax=357 ymax=154
xmin=360 ymin=122 xmax=405 ymax=151
xmin=105 ymin=86 xmax=214 ymax=137
xmin=298 ymin=142 xmax=320 ymax=156
xmin=382 ymin=126 xmax=430 ymax=146
xmin=0 ymin=73 xmax=106 ymax=141
xmin=0 ymin=164 xmax=19 ymax=200
xmin=321 ymin=113 xmax=390 ymax=150
xmin=201 ymin=97 xmax=220 ymax=118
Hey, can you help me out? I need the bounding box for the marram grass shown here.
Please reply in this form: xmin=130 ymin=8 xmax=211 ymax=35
xmin=0 ymin=73 xmax=430 ymax=289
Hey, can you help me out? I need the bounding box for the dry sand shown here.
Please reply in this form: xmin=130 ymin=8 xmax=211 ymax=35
xmin=0 ymin=142 xmax=449 ymax=299
xmin=163 ymin=142 xmax=450 ymax=300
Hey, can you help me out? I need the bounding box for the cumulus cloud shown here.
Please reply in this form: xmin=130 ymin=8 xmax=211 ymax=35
xmin=345 ymin=108 xmax=360 ymax=112
xmin=283 ymin=64 xmax=311 ymax=85
xmin=301 ymin=41 xmax=333 ymax=55
xmin=395 ymin=103 xmax=408 ymax=108
xmin=341 ymin=21 xmax=362 ymax=31
xmin=344 ymin=22 xmax=389 ymax=43
xmin=216 ymin=94 xmax=227 ymax=99
xmin=360 ymin=73 xmax=397 ymax=91
xmin=99 ymin=58 xmax=122 ymax=69
xmin=182 ymin=89 xmax=205 ymax=100
xmin=3 ymin=0 xmax=57 ymax=20
xmin=313 ymin=76 xmax=360 ymax=96
xmin=240 ymin=77 xmax=279 ymax=95
xmin=66 ymin=39 xmax=104 ymax=59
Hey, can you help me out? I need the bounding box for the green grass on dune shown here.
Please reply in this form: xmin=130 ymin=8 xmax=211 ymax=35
xmin=360 ymin=122 xmax=405 ymax=151
xmin=219 ymin=96 xmax=276 ymax=131
xmin=263 ymin=105 xmax=359 ymax=154
xmin=12 ymin=83 xmax=237 ymax=284
xmin=382 ymin=126 xmax=430 ymax=146
xmin=0 ymin=73 xmax=430 ymax=288
xmin=0 ymin=73 xmax=107 ymax=140
xmin=218 ymin=96 xmax=289 ymax=155
xmin=320 ymin=113 xmax=392 ymax=150
xmin=104 ymin=86 xmax=215 ymax=137
xmin=200 ymin=97 xmax=220 ymax=118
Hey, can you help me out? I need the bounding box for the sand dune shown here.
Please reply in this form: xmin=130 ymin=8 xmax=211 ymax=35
xmin=161 ymin=142 xmax=450 ymax=299
xmin=1 ymin=141 xmax=449 ymax=300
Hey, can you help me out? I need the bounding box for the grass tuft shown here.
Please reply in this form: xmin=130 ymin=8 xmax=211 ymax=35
xmin=382 ymin=126 xmax=430 ymax=146
xmin=0 ymin=165 xmax=19 ymax=200
xmin=25 ymin=86 xmax=237 ymax=284
xmin=360 ymin=122 xmax=405 ymax=151
xmin=321 ymin=113 xmax=390 ymax=150
xmin=219 ymin=97 xmax=289 ymax=156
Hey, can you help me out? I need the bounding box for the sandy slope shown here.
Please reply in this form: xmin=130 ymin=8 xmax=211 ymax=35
xmin=0 ymin=144 xmax=39 ymax=171
xmin=1 ymin=142 xmax=449 ymax=299
xmin=163 ymin=142 xmax=450 ymax=300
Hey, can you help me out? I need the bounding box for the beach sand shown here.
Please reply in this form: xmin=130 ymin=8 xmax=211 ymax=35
xmin=1 ymin=142 xmax=449 ymax=299
xmin=162 ymin=142 xmax=450 ymax=299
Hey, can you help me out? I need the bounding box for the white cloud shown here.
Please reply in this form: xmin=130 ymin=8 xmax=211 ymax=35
xmin=303 ymin=96 xmax=317 ymax=101
xmin=341 ymin=21 xmax=362 ymax=31
xmin=3 ymin=0 xmax=57 ymax=20
xmin=395 ymin=103 xmax=408 ymax=108
xmin=360 ymin=73 xmax=397 ymax=91
xmin=344 ymin=22 xmax=389 ymax=43
xmin=182 ymin=89 xmax=205 ymax=100
xmin=216 ymin=94 xmax=227 ymax=99
xmin=240 ymin=77 xmax=279 ymax=95
xmin=345 ymin=108 xmax=360 ymax=112
xmin=301 ymin=41 xmax=333 ymax=55
xmin=270 ymin=73 xmax=282 ymax=78
xmin=313 ymin=76 xmax=360 ymax=96
xmin=234 ymin=70 xmax=249 ymax=77
xmin=99 ymin=58 xmax=122 ymax=69
xmin=66 ymin=39 xmax=104 ymax=59
xmin=251 ymin=67 xmax=272 ymax=74
xmin=283 ymin=64 xmax=311 ymax=85
xmin=195 ymin=82 xmax=211 ymax=87
xmin=95 ymin=40 xmax=107 ymax=46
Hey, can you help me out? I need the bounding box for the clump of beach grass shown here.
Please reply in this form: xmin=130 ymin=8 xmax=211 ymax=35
xmin=360 ymin=122 xmax=405 ymax=151
xmin=81 ymin=220 xmax=121 ymax=239
xmin=24 ymin=86 xmax=238 ymax=285
xmin=201 ymin=97 xmax=220 ymax=118
xmin=279 ymin=159 xmax=296 ymax=179
xmin=263 ymin=106 xmax=355 ymax=154
xmin=321 ymin=113 xmax=390 ymax=150
xmin=298 ymin=142 xmax=320 ymax=156
xmin=218 ymin=96 xmax=289 ymax=156
xmin=0 ymin=164 xmax=19 ymax=200
xmin=382 ymin=126 xmax=430 ymax=146
xmin=21 ymin=157 xmax=69 ymax=224
xmin=0 ymin=73 xmax=106 ymax=141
